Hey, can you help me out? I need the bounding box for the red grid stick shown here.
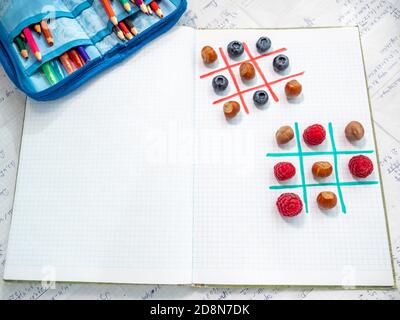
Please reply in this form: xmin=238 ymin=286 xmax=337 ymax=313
xmin=219 ymin=47 xmax=249 ymax=114
xmin=212 ymin=71 xmax=305 ymax=105
xmin=200 ymin=47 xmax=287 ymax=79
xmin=243 ymin=43 xmax=279 ymax=102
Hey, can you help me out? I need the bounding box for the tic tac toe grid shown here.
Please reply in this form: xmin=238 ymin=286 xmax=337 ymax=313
xmin=199 ymin=43 xmax=305 ymax=113
xmin=267 ymin=122 xmax=380 ymax=214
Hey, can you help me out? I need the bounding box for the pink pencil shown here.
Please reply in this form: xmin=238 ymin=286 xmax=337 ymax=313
xmin=23 ymin=27 xmax=42 ymax=61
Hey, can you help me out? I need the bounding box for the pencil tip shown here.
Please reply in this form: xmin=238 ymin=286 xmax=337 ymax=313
xmin=124 ymin=4 xmax=131 ymax=12
xmin=111 ymin=16 xmax=118 ymax=26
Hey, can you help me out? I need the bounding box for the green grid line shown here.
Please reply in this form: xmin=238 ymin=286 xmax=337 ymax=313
xmin=269 ymin=181 xmax=379 ymax=190
xmin=266 ymin=150 xmax=374 ymax=157
xmin=328 ymin=123 xmax=346 ymax=213
xmin=267 ymin=122 xmax=379 ymax=214
xmin=294 ymin=122 xmax=308 ymax=213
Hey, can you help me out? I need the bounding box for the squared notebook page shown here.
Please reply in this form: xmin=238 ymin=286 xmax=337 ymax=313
xmin=193 ymin=28 xmax=394 ymax=286
xmin=5 ymin=27 xmax=195 ymax=284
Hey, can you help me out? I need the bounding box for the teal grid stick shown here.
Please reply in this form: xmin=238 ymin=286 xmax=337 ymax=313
xmin=269 ymin=180 xmax=379 ymax=190
xmin=266 ymin=150 xmax=374 ymax=157
xmin=328 ymin=123 xmax=346 ymax=213
xmin=294 ymin=122 xmax=308 ymax=213
xmin=267 ymin=122 xmax=379 ymax=214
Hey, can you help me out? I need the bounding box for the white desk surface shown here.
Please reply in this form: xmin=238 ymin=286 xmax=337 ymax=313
xmin=1 ymin=0 xmax=400 ymax=300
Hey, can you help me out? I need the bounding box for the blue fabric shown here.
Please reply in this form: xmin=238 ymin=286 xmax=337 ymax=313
xmin=0 ymin=0 xmax=187 ymax=101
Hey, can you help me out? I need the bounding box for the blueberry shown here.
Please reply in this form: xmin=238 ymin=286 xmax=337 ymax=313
xmin=273 ymin=54 xmax=289 ymax=72
xmin=256 ymin=37 xmax=271 ymax=53
xmin=212 ymin=75 xmax=229 ymax=92
xmin=253 ymin=90 xmax=269 ymax=106
xmin=227 ymin=41 xmax=244 ymax=58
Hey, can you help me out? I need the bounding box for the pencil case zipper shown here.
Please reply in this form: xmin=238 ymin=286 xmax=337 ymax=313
xmin=0 ymin=0 xmax=187 ymax=101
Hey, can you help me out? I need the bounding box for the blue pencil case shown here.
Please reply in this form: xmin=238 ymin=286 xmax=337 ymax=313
xmin=0 ymin=0 xmax=187 ymax=101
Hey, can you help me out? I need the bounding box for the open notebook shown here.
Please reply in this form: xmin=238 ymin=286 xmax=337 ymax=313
xmin=4 ymin=26 xmax=395 ymax=287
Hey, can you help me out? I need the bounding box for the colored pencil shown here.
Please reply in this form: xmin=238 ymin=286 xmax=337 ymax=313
xmin=119 ymin=0 xmax=131 ymax=12
xmin=42 ymin=61 xmax=58 ymax=85
xmin=14 ymin=36 xmax=29 ymax=59
xmin=68 ymin=49 xmax=84 ymax=68
xmin=60 ymin=53 xmax=75 ymax=74
xmin=135 ymin=0 xmax=149 ymax=15
xmin=40 ymin=20 xmax=54 ymax=46
xmin=124 ymin=18 xmax=138 ymax=36
xmin=118 ymin=21 xmax=133 ymax=40
xmin=147 ymin=4 xmax=153 ymax=15
xmin=113 ymin=26 xmax=125 ymax=41
xmin=33 ymin=23 xmax=42 ymax=34
xmin=150 ymin=1 xmax=164 ymax=18
xmin=23 ymin=27 xmax=42 ymax=61
xmin=77 ymin=46 xmax=91 ymax=63
xmin=100 ymin=0 xmax=118 ymax=25
xmin=50 ymin=59 xmax=65 ymax=81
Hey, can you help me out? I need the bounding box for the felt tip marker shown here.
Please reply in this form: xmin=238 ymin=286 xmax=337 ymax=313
xmin=23 ymin=27 xmax=42 ymax=61
xmin=60 ymin=53 xmax=75 ymax=74
xmin=40 ymin=20 xmax=54 ymax=46
xmin=68 ymin=49 xmax=84 ymax=69
xmin=77 ymin=46 xmax=91 ymax=63
xmin=50 ymin=59 xmax=65 ymax=81
xmin=42 ymin=62 xmax=58 ymax=85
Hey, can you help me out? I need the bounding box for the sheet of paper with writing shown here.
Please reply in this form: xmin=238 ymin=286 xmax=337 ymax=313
xmin=193 ymin=27 xmax=394 ymax=286
xmin=4 ymin=27 xmax=195 ymax=284
xmin=0 ymin=70 xmax=26 ymax=276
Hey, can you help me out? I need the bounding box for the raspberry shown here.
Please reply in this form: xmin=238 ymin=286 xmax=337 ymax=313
xmin=303 ymin=124 xmax=326 ymax=145
xmin=274 ymin=162 xmax=296 ymax=181
xmin=348 ymin=155 xmax=374 ymax=178
xmin=276 ymin=193 xmax=303 ymax=217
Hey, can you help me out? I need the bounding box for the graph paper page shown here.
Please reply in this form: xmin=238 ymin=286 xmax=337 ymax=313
xmin=193 ymin=28 xmax=394 ymax=286
xmin=4 ymin=27 xmax=195 ymax=284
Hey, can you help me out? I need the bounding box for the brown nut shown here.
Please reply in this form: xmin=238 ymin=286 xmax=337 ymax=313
xmin=285 ymin=80 xmax=302 ymax=99
xmin=239 ymin=62 xmax=256 ymax=81
xmin=275 ymin=126 xmax=294 ymax=145
xmin=201 ymin=46 xmax=218 ymax=65
xmin=312 ymin=161 xmax=333 ymax=178
xmin=317 ymin=191 xmax=337 ymax=210
xmin=345 ymin=121 xmax=364 ymax=141
xmin=224 ymin=101 xmax=240 ymax=119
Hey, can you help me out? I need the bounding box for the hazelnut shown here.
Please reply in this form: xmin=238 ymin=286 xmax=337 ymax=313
xmin=312 ymin=161 xmax=333 ymax=178
xmin=317 ymin=191 xmax=337 ymax=210
xmin=223 ymin=101 xmax=240 ymax=119
xmin=275 ymin=126 xmax=294 ymax=145
xmin=201 ymin=46 xmax=218 ymax=65
xmin=239 ymin=62 xmax=256 ymax=81
xmin=345 ymin=121 xmax=364 ymax=141
xmin=285 ymin=80 xmax=302 ymax=99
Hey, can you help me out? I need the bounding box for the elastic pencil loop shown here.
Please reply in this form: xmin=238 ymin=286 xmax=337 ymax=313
xmin=3 ymin=0 xmax=93 ymax=41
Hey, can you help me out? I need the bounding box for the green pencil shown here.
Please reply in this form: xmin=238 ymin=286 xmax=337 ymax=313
xmin=119 ymin=0 xmax=131 ymax=12
xmin=42 ymin=61 xmax=58 ymax=85
xmin=14 ymin=36 xmax=28 ymax=59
